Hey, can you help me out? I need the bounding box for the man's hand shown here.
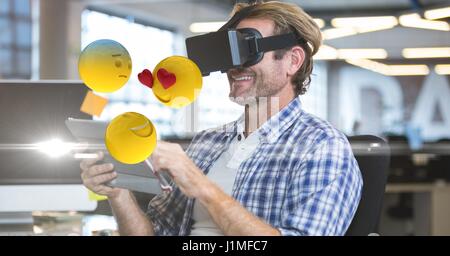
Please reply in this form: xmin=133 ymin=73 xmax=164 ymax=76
xmin=79 ymin=151 xmax=154 ymax=235
xmin=150 ymin=141 xmax=212 ymax=198
xmin=80 ymin=151 xmax=126 ymax=199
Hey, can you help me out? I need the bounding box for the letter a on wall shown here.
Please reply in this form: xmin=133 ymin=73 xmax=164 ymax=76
xmin=411 ymin=72 xmax=450 ymax=140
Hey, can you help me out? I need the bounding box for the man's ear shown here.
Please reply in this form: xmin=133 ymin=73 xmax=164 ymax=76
xmin=287 ymin=46 xmax=305 ymax=76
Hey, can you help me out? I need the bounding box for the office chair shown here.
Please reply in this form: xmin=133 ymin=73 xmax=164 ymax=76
xmin=427 ymin=139 xmax=450 ymax=182
xmin=385 ymin=134 xmax=415 ymax=183
xmin=384 ymin=135 xmax=414 ymax=222
xmin=345 ymin=135 xmax=390 ymax=236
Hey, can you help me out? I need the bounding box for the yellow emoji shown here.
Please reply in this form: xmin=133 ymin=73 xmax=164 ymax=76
xmin=105 ymin=112 xmax=157 ymax=164
xmin=138 ymin=56 xmax=202 ymax=108
xmin=79 ymin=39 xmax=132 ymax=93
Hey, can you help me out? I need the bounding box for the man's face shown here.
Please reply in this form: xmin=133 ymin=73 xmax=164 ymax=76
xmin=227 ymin=18 xmax=291 ymax=106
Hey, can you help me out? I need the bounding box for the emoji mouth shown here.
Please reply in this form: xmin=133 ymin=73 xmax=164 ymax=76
xmin=129 ymin=120 xmax=153 ymax=137
xmin=118 ymin=75 xmax=128 ymax=78
xmin=154 ymin=93 xmax=171 ymax=103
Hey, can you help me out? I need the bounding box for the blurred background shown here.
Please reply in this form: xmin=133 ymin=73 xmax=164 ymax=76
xmin=0 ymin=0 xmax=449 ymax=235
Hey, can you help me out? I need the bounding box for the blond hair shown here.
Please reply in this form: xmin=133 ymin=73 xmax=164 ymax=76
xmin=231 ymin=1 xmax=322 ymax=95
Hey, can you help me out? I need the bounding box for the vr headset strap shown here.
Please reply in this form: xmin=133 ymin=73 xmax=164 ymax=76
xmin=219 ymin=4 xmax=307 ymax=54
xmin=257 ymin=33 xmax=305 ymax=53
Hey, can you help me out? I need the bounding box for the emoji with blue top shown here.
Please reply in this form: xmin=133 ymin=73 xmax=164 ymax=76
xmin=79 ymin=39 xmax=132 ymax=93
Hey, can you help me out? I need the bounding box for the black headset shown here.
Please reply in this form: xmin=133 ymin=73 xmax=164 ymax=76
xmin=218 ymin=4 xmax=307 ymax=68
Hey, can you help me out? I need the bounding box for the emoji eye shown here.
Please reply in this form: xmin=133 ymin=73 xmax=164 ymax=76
xmin=115 ymin=60 xmax=122 ymax=68
xmin=128 ymin=62 xmax=131 ymax=70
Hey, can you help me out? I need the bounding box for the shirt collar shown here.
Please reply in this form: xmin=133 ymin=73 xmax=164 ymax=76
xmin=224 ymin=97 xmax=303 ymax=144
xmin=258 ymin=96 xmax=303 ymax=143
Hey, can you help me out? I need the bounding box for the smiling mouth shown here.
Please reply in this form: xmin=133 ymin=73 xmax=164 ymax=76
xmin=233 ymin=76 xmax=253 ymax=82
xmin=118 ymin=75 xmax=128 ymax=78
xmin=129 ymin=120 xmax=152 ymax=137
xmin=154 ymin=93 xmax=171 ymax=103
xmin=230 ymin=74 xmax=255 ymax=83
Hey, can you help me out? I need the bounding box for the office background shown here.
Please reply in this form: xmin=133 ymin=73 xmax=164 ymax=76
xmin=1 ymin=0 xmax=450 ymax=235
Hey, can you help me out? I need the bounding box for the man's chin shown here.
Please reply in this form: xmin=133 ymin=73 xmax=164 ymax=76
xmin=229 ymin=95 xmax=258 ymax=106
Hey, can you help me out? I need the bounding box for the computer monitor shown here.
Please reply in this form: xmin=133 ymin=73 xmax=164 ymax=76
xmin=0 ymin=80 xmax=97 ymax=221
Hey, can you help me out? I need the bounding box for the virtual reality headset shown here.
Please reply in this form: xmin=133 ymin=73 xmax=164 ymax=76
xmin=185 ymin=5 xmax=307 ymax=76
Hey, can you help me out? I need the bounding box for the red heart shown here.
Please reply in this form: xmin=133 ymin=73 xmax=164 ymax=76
xmin=138 ymin=69 xmax=154 ymax=88
xmin=157 ymin=68 xmax=176 ymax=89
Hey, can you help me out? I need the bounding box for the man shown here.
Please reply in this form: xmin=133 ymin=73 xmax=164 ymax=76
xmin=80 ymin=1 xmax=362 ymax=236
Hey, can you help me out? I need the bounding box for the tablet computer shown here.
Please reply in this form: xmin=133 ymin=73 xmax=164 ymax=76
xmin=65 ymin=118 xmax=171 ymax=194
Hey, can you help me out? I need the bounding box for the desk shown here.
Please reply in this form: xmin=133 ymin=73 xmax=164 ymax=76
xmin=385 ymin=182 xmax=450 ymax=235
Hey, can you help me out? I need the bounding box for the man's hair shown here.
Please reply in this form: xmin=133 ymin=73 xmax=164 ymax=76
xmin=231 ymin=1 xmax=322 ymax=95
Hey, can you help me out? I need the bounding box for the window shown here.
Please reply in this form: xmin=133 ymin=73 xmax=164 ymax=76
xmin=0 ymin=0 xmax=32 ymax=79
xmin=81 ymin=9 xmax=181 ymax=138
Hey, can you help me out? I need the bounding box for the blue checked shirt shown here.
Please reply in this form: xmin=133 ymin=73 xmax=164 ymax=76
xmin=146 ymin=97 xmax=363 ymax=236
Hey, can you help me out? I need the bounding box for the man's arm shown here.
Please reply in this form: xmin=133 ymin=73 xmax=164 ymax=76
xmin=150 ymin=141 xmax=280 ymax=236
xmin=109 ymin=190 xmax=154 ymax=236
xmin=198 ymin=181 xmax=280 ymax=236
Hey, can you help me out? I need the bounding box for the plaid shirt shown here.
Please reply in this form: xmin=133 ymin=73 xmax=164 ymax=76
xmin=147 ymin=97 xmax=362 ymax=236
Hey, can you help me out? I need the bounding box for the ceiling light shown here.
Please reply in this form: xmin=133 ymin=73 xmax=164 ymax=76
xmin=314 ymin=45 xmax=338 ymax=60
xmin=424 ymin=6 xmax=450 ymax=20
xmin=332 ymin=16 xmax=398 ymax=31
xmin=189 ymin=22 xmax=225 ymax=33
xmin=402 ymin=47 xmax=450 ymax=59
xmin=435 ymin=64 xmax=450 ymax=75
xmin=322 ymin=27 xmax=357 ymax=40
xmin=353 ymin=24 xmax=398 ymax=33
xmin=323 ymin=16 xmax=398 ymax=40
xmin=190 ymin=19 xmax=326 ymax=33
xmin=338 ymin=49 xmax=388 ymax=59
xmin=399 ymin=13 xmax=450 ymax=31
xmin=386 ymin=65 xmax=430 ymax=76
xmin=346 ymin=59 xmax=388 ymax=74
xmin=313 ymin=18 xmax=325 ymax=29
xmin=346 ymin=59 xmax=429 ymax=76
